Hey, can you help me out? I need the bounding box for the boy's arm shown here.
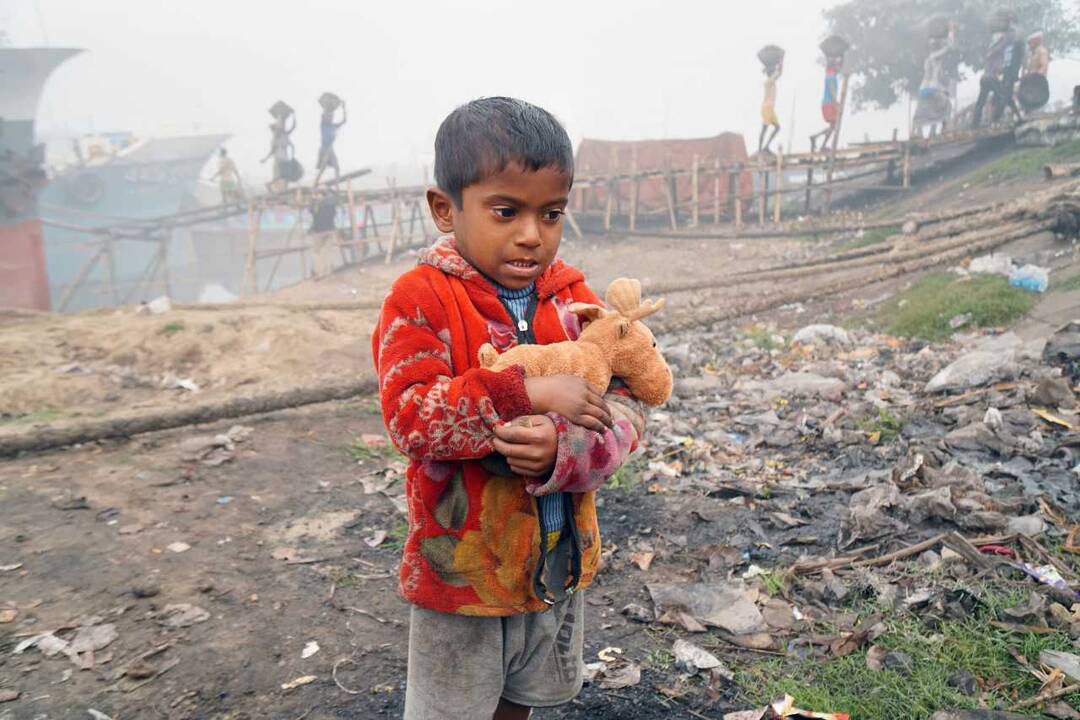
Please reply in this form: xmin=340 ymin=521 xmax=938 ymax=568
xmin=374 ymin=277 xmax=532 ymax=461
xmin=523 ymin=278 xmax=650 ymax=495
xmin=525 ymin=382 xmax=646 ymax=497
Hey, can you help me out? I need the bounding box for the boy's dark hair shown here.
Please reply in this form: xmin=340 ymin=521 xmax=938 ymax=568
xmin=434 ymin=97 xmax=574 ymax=207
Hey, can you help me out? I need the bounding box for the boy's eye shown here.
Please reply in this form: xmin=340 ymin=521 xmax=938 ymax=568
xmin=543 ymin=209 xmax=565 ymax=222
xmin=493 ymin=207 xmax=516 ymax=219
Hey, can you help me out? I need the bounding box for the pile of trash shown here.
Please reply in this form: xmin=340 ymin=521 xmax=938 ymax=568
xmin=589 ymin=317 xmax=1080 ymax=716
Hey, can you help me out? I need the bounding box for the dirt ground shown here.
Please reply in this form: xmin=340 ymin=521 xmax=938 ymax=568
xmin=4 ymin=152 xmax=1080 ymax=719
xmin=0 ymin=229 xmax=825 ymax=436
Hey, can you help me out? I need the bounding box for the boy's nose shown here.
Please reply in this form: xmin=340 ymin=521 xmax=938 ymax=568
xmin=515 ymin=218 xmax=542 ymax=247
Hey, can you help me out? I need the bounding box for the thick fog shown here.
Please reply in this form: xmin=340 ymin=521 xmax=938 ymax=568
xmin=4 ymin=0 xmax=1079 ymax=186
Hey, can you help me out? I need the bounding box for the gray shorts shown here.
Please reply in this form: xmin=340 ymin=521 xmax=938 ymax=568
xmin=403 ymin=590 xmax=585 ymax=719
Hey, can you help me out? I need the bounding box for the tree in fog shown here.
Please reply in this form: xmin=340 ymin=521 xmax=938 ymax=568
xmin=824 ymin=0 xmax=1080 ymax=109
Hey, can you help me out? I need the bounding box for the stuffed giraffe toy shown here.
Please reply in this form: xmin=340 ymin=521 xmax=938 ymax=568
xmin=478 ymin=277 xmax=673 ymax=407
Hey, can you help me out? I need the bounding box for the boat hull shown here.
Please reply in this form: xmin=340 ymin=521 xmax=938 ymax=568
xmin=0 ymin=219 xmax=51 ymax=310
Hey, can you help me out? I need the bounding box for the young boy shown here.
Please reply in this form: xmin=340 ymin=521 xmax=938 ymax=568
xmin=371 ymin=97 xmax=647 ymax=720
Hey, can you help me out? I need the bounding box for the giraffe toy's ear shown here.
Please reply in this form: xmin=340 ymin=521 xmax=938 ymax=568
xmin=568 ymin=303 xmax=609 ymax=326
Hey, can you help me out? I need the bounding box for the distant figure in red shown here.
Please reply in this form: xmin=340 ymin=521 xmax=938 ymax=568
xmin=810 ymin=55 xmax=843 ymax=152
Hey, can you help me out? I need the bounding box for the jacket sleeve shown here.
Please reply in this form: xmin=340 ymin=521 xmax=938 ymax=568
xmin=525 ymin=384 xmax=647 ymax=496
xmin=525 ymin=270 xmax=650 ymax=497
xmin=374 ymin=276 xmax=532 ymax=461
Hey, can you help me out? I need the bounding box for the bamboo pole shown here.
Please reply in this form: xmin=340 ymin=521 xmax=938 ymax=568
xmin=774 ymin=150 xmax=784 ymax=224
xmin=733 ymin=171 xmax=743 ymax=228
xmin=604 ymin=178 xmax=615 ymax=231
xmin=103 ymin=233 xmax=118 ymax=305
xmin=629 ymin=147 xmax=640 ymax=232
xmin=691 ymin=154 xmax=700 ymax=227
xmin=563 ymin=208 xmax=584 ymax=240
xmin=158 ymin=235 xmax=172 ymax=299
xmin=57 ymin=246 xmax=105 ymax=312
xmin=663 ymin=172 xmax=678 ymax=230
xmin=902 ymin=142 xmax=912 ymax=189
xmin=824 ymin=70 xmax=851 ymax=213
xmin=758 ymin=167 xmax=768 ymax=226
xmin=346 ymin=180 xmax=358 ymax=263
xmin=713 ymin=158 xmax=721 ymax=224
xmin=242 ymin=205 xmax=261 ymax=296
xmin=385 ymin=179 xmax=402 ymax=264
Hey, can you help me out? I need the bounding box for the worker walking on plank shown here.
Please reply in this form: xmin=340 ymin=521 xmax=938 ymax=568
xmin=314 ymin=92 xmax=347 ymax=186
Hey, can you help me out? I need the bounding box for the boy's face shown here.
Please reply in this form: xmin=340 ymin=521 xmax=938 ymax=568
xmin=428 ymin=163 xmax=571 ymax=290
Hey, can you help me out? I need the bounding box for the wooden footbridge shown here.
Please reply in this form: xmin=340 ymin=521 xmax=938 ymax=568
xmin=40 ymin=124 xmax=1015 ymax=311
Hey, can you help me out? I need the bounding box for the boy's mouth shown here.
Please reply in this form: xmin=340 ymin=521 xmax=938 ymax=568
xmin=504 ymin=259 xmax=540 ymax=278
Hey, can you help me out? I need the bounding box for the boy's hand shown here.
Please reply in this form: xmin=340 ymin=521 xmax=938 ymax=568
xmin=493 ymin=415 xmax=557 ymax=477
xmin=524 ymin=376 xmax=612 ymax=433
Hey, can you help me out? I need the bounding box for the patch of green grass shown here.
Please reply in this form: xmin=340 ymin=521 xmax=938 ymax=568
xmin=158 ymin=321 xmax=186 ymax=336
xmin=0 ymin=408 xmax=63 ymax=425
xmin=878 ymin=273 xmax=1035 ymax=342
xmin=1053 ymin=271 xmax=1080 ymax=293
xmin=348 ymin=437 xmax=404 ymax=463
xmin=739 ymin=594 xmax=1080 ymax=719
xmin=743 ymin=326 xmax=786 ymax=352
xmin=384 ymin=520 xmax=409 ymax=550
xmin=841 ymin=224 xmax=901 ymax=251
xmin=758 ymin=570 xmax=786 ymax=597
xmin=646 ymin=647 xmax=675 ymax=672
xmin=607 ymin=458 xmax=644 ymax=491
xmin=962 ymin=138 xmax=1080 ymax=186
xmin=859 ymin=408 xmax=905 ymax=442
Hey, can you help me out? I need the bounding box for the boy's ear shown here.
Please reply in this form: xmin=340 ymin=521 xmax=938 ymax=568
xmin=426 ymin=187 xmax=456 ymax=234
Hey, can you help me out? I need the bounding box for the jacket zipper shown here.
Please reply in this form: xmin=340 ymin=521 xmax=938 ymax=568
xmin=498 ymin=292 xmax=582 ymax=605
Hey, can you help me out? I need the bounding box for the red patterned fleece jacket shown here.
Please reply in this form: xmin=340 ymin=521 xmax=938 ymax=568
xmin=372 ymin=237 xmax=646 ymax=616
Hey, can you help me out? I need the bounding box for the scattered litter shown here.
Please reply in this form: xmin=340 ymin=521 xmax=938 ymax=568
xmin=1009 ymin=264 xmax=1049 ymax=293
xmin=648 ymin=581 xmax=767 ymax=635
xmin=672 ymin=639 xmax=733 ymax=681
xmin=584 ymin=651 xmax=642 ymax=690
xmin=0 ymin=690 xmax=18 ymax=703
xmin=966 ymin=252 xmax=1015 ymax=277
xmin=157 ymin=604 xmax=210 ymax=628
xmin=161 ymin=373 xmax=200 ymax=393
xmin=629 ymin=551 xmax=655 ymax=571
xmin=1019 ymin=563 xmax=1078 ymax=597
xmin=621 ymin=603 xmax=654 ymax=623
xmin=301 ymin=641 xmax=320 ymax=659
xmin=769 ymin=694 xmax=851 ymax=719
xmin=1040 ymin=650 xmax=1080 ymax=683
xmin=792 ymin=324 xmax=852 ymax=348
xmin=14 ymin=632 xmax=69 ymax=657
xmin=597 ymin=647 xmax=623 ymax=662
xmin=51 ymin=493 xmax=90 ymax=511
xmin=949 ymin=313 xmax=973 ymax=330
xmin=178 ymin=425 xmax=253 ymax=466
xmin=0 ymin=563 xmax=22 ymax=572
xmin=197 ymin=283 xmax=237 ymax=304
xmin=281 ymin=675 xmax=318 ymax=691
xmin=363 ymin=530 xmax=388 ymax=548
xmin=925 ymin=350 xmax=1018 ymax=393
xmin=166 ymin=542 xmax=190 ymax=554
xmin=0 ymin=609 xmax=16 ymax=624
xmin=135 ymin=296 xmax=172 ymax=315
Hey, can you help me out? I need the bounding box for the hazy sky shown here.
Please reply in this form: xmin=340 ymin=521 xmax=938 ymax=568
xmin=5 ymin=0 xmax=1080 ymax=186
